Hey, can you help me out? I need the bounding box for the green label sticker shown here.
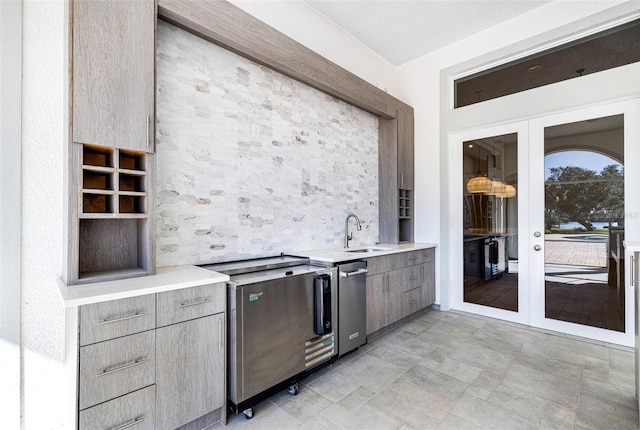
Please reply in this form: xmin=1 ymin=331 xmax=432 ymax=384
xmin=249 ymin=292 xmax=262 ymax=302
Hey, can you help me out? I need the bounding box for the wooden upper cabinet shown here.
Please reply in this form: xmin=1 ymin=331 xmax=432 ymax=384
xmin=72 ymin=0 xmax=156 ymax=153
xmin=397 ymin=108 xmax=414 ymax=190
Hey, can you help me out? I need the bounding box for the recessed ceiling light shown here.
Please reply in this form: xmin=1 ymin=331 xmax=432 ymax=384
xmin=526 ymin=64 xmax=542 ymax=72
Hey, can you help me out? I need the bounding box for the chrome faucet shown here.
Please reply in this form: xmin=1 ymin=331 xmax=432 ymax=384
xmin=344 ymin=213 xmax=362 ymax=248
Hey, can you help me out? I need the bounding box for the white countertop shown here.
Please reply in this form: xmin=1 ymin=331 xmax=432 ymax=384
xmin=57 ymin=265 xmax=229 ymax=307
xmin=294 ymin=242 xmax=437 ymax=264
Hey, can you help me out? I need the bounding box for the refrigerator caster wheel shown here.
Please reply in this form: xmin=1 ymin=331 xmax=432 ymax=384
xmin=289 ymin=383 xmax=299 ymax=396
xmin=243 ymin=408 xmax=254 ymax=419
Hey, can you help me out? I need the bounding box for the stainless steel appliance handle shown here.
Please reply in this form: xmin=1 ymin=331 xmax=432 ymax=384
xmin=340 ymin=268 xmax=369 ymax=277
xmin=630 ymin=255 xmax=635 ymax=287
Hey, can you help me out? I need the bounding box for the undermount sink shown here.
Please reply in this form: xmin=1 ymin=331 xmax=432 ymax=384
xmin=346 ymin=247 xmax=391 ymax=253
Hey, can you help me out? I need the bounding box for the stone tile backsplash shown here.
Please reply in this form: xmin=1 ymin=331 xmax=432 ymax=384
xmin=156 ymin=21 xmax=379 ymax=266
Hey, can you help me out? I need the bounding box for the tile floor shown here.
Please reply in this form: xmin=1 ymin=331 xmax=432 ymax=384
xmin=212 ymin=309 xmax=638 ymax=430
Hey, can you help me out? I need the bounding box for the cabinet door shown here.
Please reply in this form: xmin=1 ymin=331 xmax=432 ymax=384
xmin=422 ymin=261 xmax=436 ymax=306
xmin=73 ymin=0 xmax=155 ymax=152
xmin=156 ymin=314 xmax=225 ymax=430
xmin=386 ymin=268 xmax=408 ymax=324
xmin=366 ymin=273 xmax=387 ymax=335
xmin=397 ymin=108 xmax=414 ymax=190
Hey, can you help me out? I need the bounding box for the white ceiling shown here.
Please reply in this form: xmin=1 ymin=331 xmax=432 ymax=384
xmin=305 ymin=0 xmax=552 ymax=66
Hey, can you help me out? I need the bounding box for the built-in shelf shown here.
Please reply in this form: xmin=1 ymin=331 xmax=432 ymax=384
xmin=71 ymin=144 xmax=154 ymax=284
xmin=399 ymin=189 xmax=412 ymax=242
xmin=399 ymin=189 xmax=411 ymax=219
xmin=80 ymin=145 xmax=148 ymax=217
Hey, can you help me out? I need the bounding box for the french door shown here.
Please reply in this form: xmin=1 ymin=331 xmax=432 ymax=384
xmin=451 ymin=99 xmax=639 ymax=346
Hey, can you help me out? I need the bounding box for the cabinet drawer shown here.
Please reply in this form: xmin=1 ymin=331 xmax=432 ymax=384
xmin=403 ymin=265 xmax=422 ymax=292
xmin=80 ymin=294 xmax=156 ymax=346
xmin=157 ymin=283 xmax=225 ymax=327
xmin=405 ymin=248 xmax=435 ymax=266
xmin=79 ymin=385 xmax=155 ymax=430
xmin=403 ymin=287 xmax=423 ymax=317
xmin=367 ymin=248 xmax=435 ymax=275
xmin=387 ymin=266 xmax=422 ymax=293
xmin=79 ymin=330 xmax=155 ymax=410
xmin=367 ymin=253 xmax=406 ymax=276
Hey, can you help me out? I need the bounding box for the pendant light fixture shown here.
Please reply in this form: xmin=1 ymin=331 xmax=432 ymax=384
xmin=466 ymin=140 xmax=491 ymax=194
xmin=487 ymin=178 xmax=506 ymax=196
xmin=495 ymin=183 xmax=517 ymax=198
xmin=466 ymin=171 xmax=491 ymax=194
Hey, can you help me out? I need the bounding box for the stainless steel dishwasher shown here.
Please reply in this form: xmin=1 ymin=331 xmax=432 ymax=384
xmin=202 ymin=256 xmax=337 ymax=419
xmin=336 ymin=260 xmax=368 ymax=356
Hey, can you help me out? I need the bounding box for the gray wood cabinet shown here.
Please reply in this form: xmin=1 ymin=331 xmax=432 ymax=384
xmin=72 ymin=0 xmax=155 ymax=153
xmin=79 ymin=330 xmax=155 ymax=410
xmin=66 ymin=0 xmax=157 ymax=287
xmin=79 ymin=294 xmax=156 ymax=346
xmin=79 ymin=385 xmax=155 ymax=430
xmin=397 ymin=109 xmax=414 ymax=191
xmin=156 ymin=314 xmax=225 ymax=430
xmin=366 ymin=273 xmax=388 ymax=334
xmin=366 ymin=249 xmax=435 ymax=335
xmin=75 ymin=283 xmax=226 ymax=429
xmin=379 ymin=108 xmax=415 ymax=244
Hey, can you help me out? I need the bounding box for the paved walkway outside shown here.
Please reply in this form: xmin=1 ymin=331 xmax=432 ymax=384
xmin=544 ymin=234 xmax=607 ymax=268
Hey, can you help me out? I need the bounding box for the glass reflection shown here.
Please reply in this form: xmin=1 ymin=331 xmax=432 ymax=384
xmin=544 ymin=115 xmax=625 ymax=332
xmin=463 ymin=134 xmax=518 ymax=311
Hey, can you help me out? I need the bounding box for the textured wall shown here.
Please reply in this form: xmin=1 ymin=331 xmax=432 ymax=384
xmin=21 ymin=0 xmax=66 ymax=428
xmin=156 ymin=22 xmax=379 ymax=266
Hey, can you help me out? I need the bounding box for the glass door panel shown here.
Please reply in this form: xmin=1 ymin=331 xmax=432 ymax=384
xmin=543 ymin=115 xmax=625 ymax=331
xmin=463 ymin=133 xmax=519 ymax=312
xmin=530 ymin=100 xmax=636 ymax=347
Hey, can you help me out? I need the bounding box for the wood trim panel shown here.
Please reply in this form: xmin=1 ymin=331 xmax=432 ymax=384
xmin=157 ymin=0 xmax=410 ymax=119
xmin=378 ymin=117 xmax=399 ymax=243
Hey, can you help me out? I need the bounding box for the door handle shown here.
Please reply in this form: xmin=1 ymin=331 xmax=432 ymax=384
xmin=533 ymin=245 xmax=542 ymax=251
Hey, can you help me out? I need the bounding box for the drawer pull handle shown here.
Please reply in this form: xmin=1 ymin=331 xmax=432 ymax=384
xmin=96 ymin=312 xmax=146 ymax=326
xmin=178 ymin=298 xmax=211 ymax=309
xmin=409 ymin=277 xmax=418 ymax=281
xmin=218 ymin=318 xmax=223 ymax=352
xmin=96 ymin=359 xmax=147 ymax=378
xmin=115 ymin=417 xmax=145 ymax=430
xmin=408 ymin=257 xmax=418 ymax=261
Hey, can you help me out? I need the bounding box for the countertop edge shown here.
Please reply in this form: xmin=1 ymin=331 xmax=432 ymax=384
xmin=57 ymin=265 xmax=229 ymax=307
xmin=295 ymin=242 xmax=438 ymax=263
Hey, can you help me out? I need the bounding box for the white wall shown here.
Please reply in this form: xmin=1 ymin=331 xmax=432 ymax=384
xmin=228 ymin=0 xmax=398 ymax=96
xmin=1 ymin=1 xmax=23 ymax=427
xmin=21 ymin=0 xmax=67 ymax=428
xmin=397 ymin=0 xmax=640 ymax=308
